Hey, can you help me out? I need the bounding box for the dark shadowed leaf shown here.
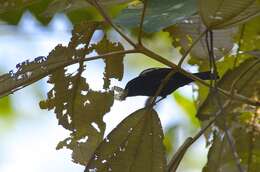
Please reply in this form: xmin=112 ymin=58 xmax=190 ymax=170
xmin=92 ymin=35 xmax=125 ymax=89
xmin=44 ymin=0 xmax=131 ymax=16
xmin=85 ymin=108 xmax=166 ymax=172
xmin=114 ymin=0 xmax=197 ymax=33
xmin=199 ymin=0 xmax=260 ymax=29
xmin=0 ymin=0 xmax=52 ymax=25
xmin=165 ymin=16 xmax=237 ymax=60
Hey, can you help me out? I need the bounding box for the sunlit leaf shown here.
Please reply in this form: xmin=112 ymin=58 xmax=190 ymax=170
xmin=199 ymin=0 xmax=260 ymax=29
xmin=114 ymin=0 xmax=197 ymax=33
xmin=165 ymin=16 xmax=237 ymax=60
xmin=0 ymin=96 xmax=13 ymax=116
xmin=197 ymin=57 xmax=260 ymax=122
xmin=85 ymin=108 xmax=166 ymax=172
xmin=163 ymin=125 xmax=178 ymax=157
xmin=239 ymin=16 xmax=260 ymax=51
xmin=92 ymin=35 xmax=125 ymax=89
xmin=173 ymin=92 xmax=199 ymax=127
xmin=203 ymin=115 xmax=260 ymax=172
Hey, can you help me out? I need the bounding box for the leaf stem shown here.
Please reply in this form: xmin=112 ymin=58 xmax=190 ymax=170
xmin=89 ymin=0 xmax=137 ymax=48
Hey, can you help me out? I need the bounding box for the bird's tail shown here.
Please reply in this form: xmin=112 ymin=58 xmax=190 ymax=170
xmin=194 ymin=71 xmax=219 ymax=80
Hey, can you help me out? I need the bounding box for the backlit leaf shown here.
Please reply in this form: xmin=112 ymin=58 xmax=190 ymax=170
xmin=165 ymin=16 xmax=237 ymax=60
xmin=85 ymin=108 xmax=166 ymax=172
xmin=0 ymin=21 xmax=100 ymax=98
xmin=197 ymin=58 xmax=260 ymax=122
xmin=92 ymin=35 xmax=125 ymax=89
xmin=203 ymin=113 xmax=260 ymax=172
xmin=114 ymin=0 xmax=197 ymax=33
xmin=199 ymin=0 xmax=260 ymax=29
xmin=38 ymin=21 xmax=115 ymax=165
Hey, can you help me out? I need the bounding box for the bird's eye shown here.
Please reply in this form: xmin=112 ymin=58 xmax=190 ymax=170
xmin=112 ymin=86 xmax=128 ymax=101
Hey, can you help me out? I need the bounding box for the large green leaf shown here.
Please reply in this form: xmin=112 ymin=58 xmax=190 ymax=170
xmin=199 ymin=0 xmax=260 ymax=29
xmin=203 ymin=114 xmax=260 ymax=172
xmin=114 ymin=0 xmax=197 ymax=33
xmin=44 ymin=0 xmax=131 ymax=16
xmin=238 ymin=16 xmax=260 ymax=51
xmin=197 ymin=58 xmax=260 ymax=122
xmin=85 ymin=108 xmax=166 ymax=172
xmin=165 ymin=16 xmax=237 ymax=60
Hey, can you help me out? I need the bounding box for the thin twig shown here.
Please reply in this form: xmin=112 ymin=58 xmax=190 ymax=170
xmin=208 ymin=29 xmax=243 ymax=171
xmin=167 ymin=100 xmax=231 ymax=172
xmin=0 ymin=49 xmax=138 ymax=98
xmin=138 ymin=0 xmax=148 ymax=45
xmin=89 ymin=0 xmax=137 ymax=48
xmin=139 ymin=45 xmax=260 ymax=106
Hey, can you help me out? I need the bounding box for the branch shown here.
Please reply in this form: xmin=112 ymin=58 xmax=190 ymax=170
xmin=138 ymin=0 xmax=148 ymax=45
xmin=0 ymin=49 xmax=138 ymax=98
xmin=88 ymin=0 xmax=137 ymax=48
xmin=167 ymin=100 xmax=231 ymax=172
xmin=139 ymin=45 xmax=260 ymax=106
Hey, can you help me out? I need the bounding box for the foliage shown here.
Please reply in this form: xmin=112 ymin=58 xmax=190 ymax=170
xmin=0 ymin=0 xmax=260 ymax=172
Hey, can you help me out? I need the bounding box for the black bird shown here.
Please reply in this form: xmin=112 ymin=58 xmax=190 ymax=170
xmin=114 ymin=68 xmax=218 ymax=100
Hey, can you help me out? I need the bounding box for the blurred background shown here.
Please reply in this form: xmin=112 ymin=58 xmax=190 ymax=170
xmin=0 ymin=11 xmax=208 ymax=172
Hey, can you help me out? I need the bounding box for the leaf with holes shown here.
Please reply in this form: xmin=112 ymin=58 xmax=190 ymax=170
xmin=85 ymin=108 xmax=166 ymax=172
xmin=114 ymin=0 xmax=197 ymax=33
xmin=0 ymin=21 xmax=100 ymax=99
xmin=38 ymin=21 xmax=116 ymax=165
xmin=199 ymin=0 xmax=260 ymax=29
xmin=92 ymin=35 xmax=125 ymax=89
xmin=165 ymin=16 xmax=238 ymax=60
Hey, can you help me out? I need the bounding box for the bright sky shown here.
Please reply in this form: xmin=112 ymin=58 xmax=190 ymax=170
xmin=0 ymin=12 xmax=207 ymax=172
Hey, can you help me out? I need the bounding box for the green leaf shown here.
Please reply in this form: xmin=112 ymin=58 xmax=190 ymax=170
xmin=203 ymin=117 xmax=260 ymax=172
xmin=165 ymin=16 xmax=238 ymax=60
xmin=199 ymin=0 xmax=260 ymax=29
xmin=0 ymin=96 xmax=13 ymax=116
xmin=197 ymin=58 xmax=260 ymax=122
xmin=43 ymin=0 xmax=131 ymax=17
xmin=239 ymin=16 xmax=260 ymax=51
xmin=91 ymin=35 xmax=125 ymax=89
xmin=114 ymin=0 xmax=197 ymax=33
xmin=85 ymin=108 xmax=167 ymax=172
xmin=173 ymin=92 xmax=200 ymax=127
